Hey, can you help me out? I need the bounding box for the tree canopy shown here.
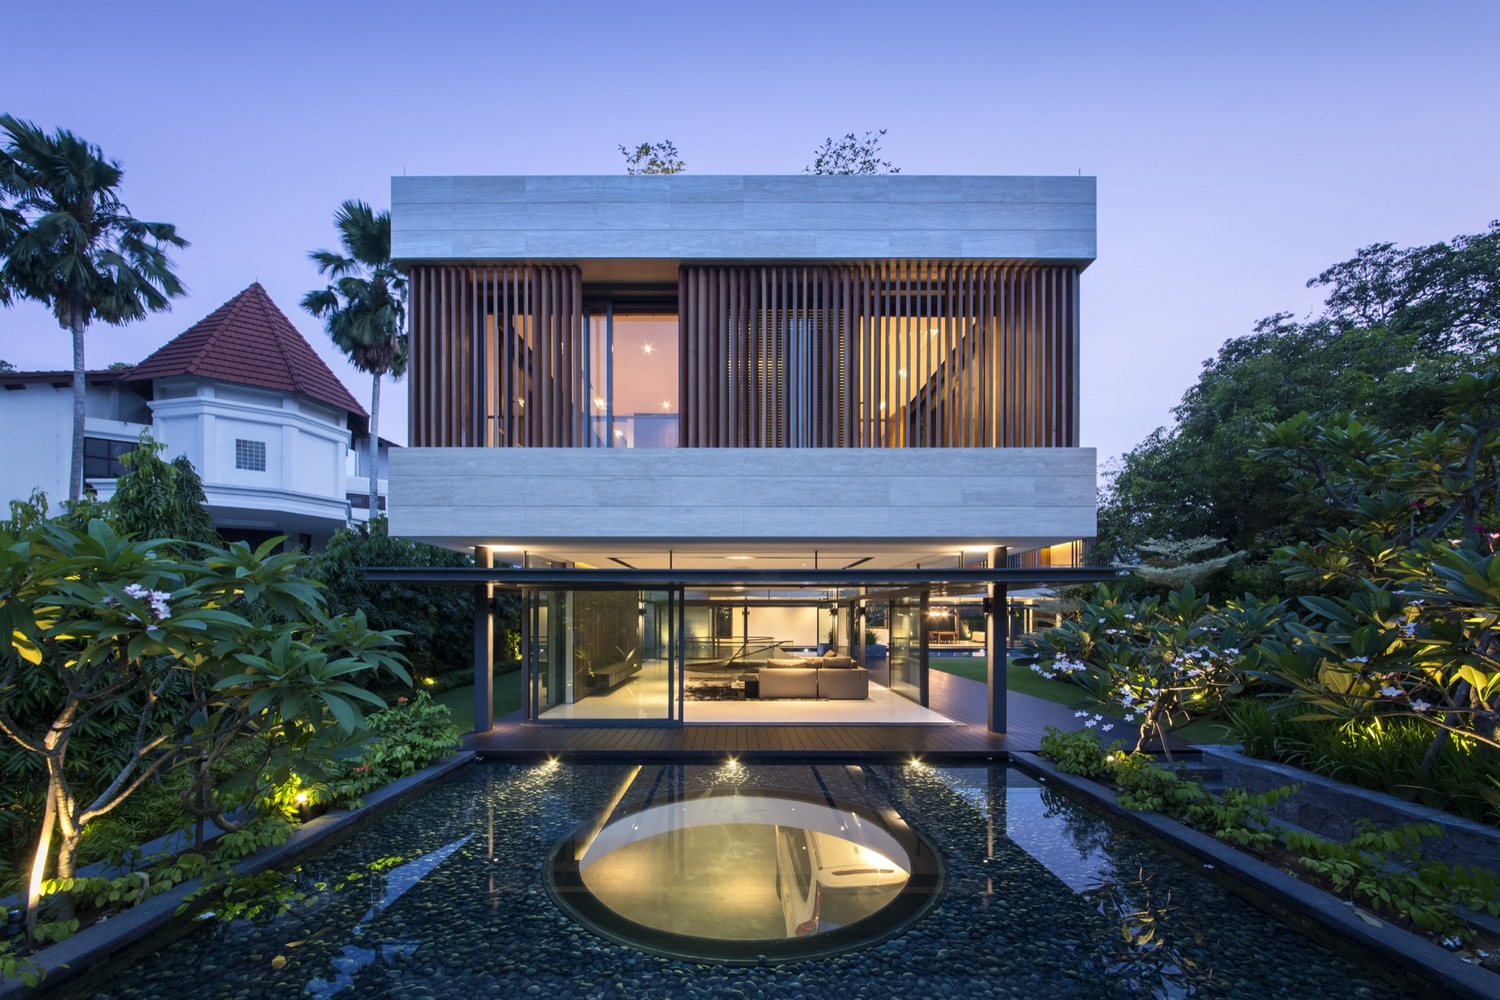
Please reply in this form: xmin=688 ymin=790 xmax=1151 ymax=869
xmin=302 ymin=200 xmax=406 ymax=516
xmin=0 ymin=115 xmax=187 ymax=502
xmin=1099 ymin=223 xmax=1500 ymax=594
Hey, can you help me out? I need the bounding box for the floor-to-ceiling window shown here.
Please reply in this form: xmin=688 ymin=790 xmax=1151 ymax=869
xmin=888 ymin=594 xmax=927 ymax=705
xmin=530 ymin=588 xmax=678 ymax=721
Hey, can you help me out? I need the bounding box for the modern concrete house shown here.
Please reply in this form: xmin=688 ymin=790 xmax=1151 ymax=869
xmin=0 ymin=283 xmax=387 ymax=547
xmin=380 ymin=175 xmax=1110 ymax=736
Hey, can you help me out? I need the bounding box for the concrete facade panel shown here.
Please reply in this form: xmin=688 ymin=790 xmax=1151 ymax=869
xmin=392 ymin=175 xmax=1098 ymax=265
xmin=389 ymin=447 xmax=1096 ymax=547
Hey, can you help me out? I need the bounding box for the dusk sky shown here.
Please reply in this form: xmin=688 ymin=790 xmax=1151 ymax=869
xmin=3 ymin=1 xmax=1495 ymax=469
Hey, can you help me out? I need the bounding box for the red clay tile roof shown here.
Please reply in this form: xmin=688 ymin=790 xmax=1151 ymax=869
xmin=124 ymin=283 xmax=368 ymax=424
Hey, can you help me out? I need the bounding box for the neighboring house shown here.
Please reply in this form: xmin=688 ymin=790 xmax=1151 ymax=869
xmin=0 ymin=282 xmax=384 ymax=549
xmin=380 ymin=175 xmax=1113 ymax=735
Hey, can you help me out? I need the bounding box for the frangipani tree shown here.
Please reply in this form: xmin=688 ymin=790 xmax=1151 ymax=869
xmin=1021 ymin=585 xmax=1291 ymax=755
xmin=0 ymin=115 xmax=187 ymax=502
xmin=0 ymin=520 xmax=408 ymax=937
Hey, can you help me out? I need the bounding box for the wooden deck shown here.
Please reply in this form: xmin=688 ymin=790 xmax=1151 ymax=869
xmin=468 ymin=671 xmax=1133 ymax=761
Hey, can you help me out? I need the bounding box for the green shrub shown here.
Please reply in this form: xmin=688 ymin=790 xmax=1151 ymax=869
xmin=1039 ymin=726 xmax=1109 ymax=779
xmin=1284 ymin=821 xmax=1500 ymax=938
xmin=328 ymin=692 xmax=461 ymax=801
xmin=1223 ymin=701 xmax=1500 ymax=826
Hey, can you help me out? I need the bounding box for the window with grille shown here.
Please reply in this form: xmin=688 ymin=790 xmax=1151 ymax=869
xmin=234 ymin=438 xmax=266 ymax=471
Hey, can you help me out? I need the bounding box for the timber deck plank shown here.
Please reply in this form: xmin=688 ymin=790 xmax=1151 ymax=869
xmin=469 ymin=672 xmax=1145 ymax=761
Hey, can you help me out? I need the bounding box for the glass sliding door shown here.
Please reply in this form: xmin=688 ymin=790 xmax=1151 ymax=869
xmin=530 ymin=588 xmax=680 ymax=722
xmin=889 ymin=592 xmax=928 ymax=705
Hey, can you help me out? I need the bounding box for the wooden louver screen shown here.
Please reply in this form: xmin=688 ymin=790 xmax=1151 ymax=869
xmin=408 ymin=264 xmax=586 ymax=447
xmin=408 ymin=261 xmax=1079 ymax=449
xmin=678 ymin=263 xmax=1079 ymax=448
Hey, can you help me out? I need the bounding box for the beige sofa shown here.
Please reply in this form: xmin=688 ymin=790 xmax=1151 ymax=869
xmin=758 ymin=654 xmax=870 ymax=699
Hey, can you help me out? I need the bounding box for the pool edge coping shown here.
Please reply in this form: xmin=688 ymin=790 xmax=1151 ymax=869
xmin=2 ymin=752 xmax=475 ymax=999
xmin=1008 ymin=751 xmax=1497 ymax=1000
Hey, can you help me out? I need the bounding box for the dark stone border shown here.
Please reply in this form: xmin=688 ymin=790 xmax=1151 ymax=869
xmin=3 ymin=753 xmax=474 ymax=999
xmin=1009 ymin=751 xmax=1497 ymax=1000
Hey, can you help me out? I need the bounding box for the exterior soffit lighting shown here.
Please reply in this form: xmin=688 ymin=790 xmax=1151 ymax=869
xmin=725 ymin=555 xmax=753 ymax=560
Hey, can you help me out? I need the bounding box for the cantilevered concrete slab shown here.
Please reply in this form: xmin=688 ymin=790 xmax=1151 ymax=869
xmin=392 ymin=175 xmax=1096 ymax=267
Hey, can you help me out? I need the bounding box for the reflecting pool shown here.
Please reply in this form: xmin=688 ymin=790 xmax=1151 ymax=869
xmin=75 ymin=761 xmax=1424 ymax=999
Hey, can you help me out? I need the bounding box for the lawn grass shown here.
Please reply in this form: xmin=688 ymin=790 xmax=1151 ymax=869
xmin=435 ymin=669 xmax=524 ymax=730
xmin=931 ymin=655 xmax=1240 ymax=745
xmin=932 ymin=656 xmax=1096 ymax=708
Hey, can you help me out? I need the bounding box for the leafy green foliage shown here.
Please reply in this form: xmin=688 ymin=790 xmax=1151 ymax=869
xmin=618 ymin=140 xmax=684 ymax=175
xmin=805 ymin=129 xmax=899 ymax=175
xmin=325 ymin=692 xmax=460 ymax=801
xmin=1224 ymin=701 xmax=1500 ymax=825
xmin=302 ymin=198 xmax=406 ymax=514
xmin=1311 ymin=221 xmax=1500 ymax=353
xmin=107 ymin=433 xmax=218 ymax=549
xmin=0 ymin=114 xmax=187 ymax=502
xmin=1042 ymin=723 xmax=1500 ymax=941
xmin=1098 ymin=221 xmax=1500 ymax=591
xmin=1020 ymin=585 xmax=1290 ymax=752
xmin=1038 ymin=726 xmax=1109 ymax=779
xmin=1284 ymin=821 xmax=1500 ymax=937
xmin=1249 ymin=372 xmax=1500 ymax=756
xmin=313 ymin=517 xmax=519 ymax=690
xmin=0 ymin=517 xmax=408 ymax=938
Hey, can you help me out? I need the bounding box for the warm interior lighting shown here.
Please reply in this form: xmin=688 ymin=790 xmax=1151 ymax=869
xmin=898 ymin=369 xmax=907 ymax=378
xmin=642 ymin=343 xmax=654 ymax=354
xmin=660 ymin=400 xmax=671 ymax=410
xmin=594 ymin=397 xmax=606 ymax=408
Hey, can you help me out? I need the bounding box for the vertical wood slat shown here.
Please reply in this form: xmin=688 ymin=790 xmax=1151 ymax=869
xmin=406 ymin=262 xmax=1080 ymax=451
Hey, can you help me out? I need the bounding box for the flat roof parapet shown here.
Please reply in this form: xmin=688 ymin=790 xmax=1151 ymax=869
xmin=391 ymin=175 xmax=1097 ymax=266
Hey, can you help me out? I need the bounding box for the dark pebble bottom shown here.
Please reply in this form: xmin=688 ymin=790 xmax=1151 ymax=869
xmin=79 ymin=763 xmax=1429 ymax=999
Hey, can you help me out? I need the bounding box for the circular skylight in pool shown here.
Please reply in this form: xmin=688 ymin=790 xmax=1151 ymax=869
xmin=545 ymin=787 xmax=945 ymax=964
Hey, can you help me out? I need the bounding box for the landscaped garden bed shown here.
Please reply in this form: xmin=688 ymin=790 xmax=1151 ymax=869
xmin=1024 ymin=726 xmax=1500 ymax=999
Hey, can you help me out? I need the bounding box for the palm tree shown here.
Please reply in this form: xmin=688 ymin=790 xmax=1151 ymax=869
xmin=302 ymin=200 xmax=407 ymax=521
xmin=0 ymin=115 xmax=188 ymax=502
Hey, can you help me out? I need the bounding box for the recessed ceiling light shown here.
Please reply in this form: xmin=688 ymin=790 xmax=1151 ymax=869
xmin=642 ymin=343 xmax=654 ymax=354
xmin=898 ymin=369 xmax=907 ymax=378
xmin=661 ymin=400 xmax=671 ymax=410
xmin=594 ymin=397 xmax=606 ymax=407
